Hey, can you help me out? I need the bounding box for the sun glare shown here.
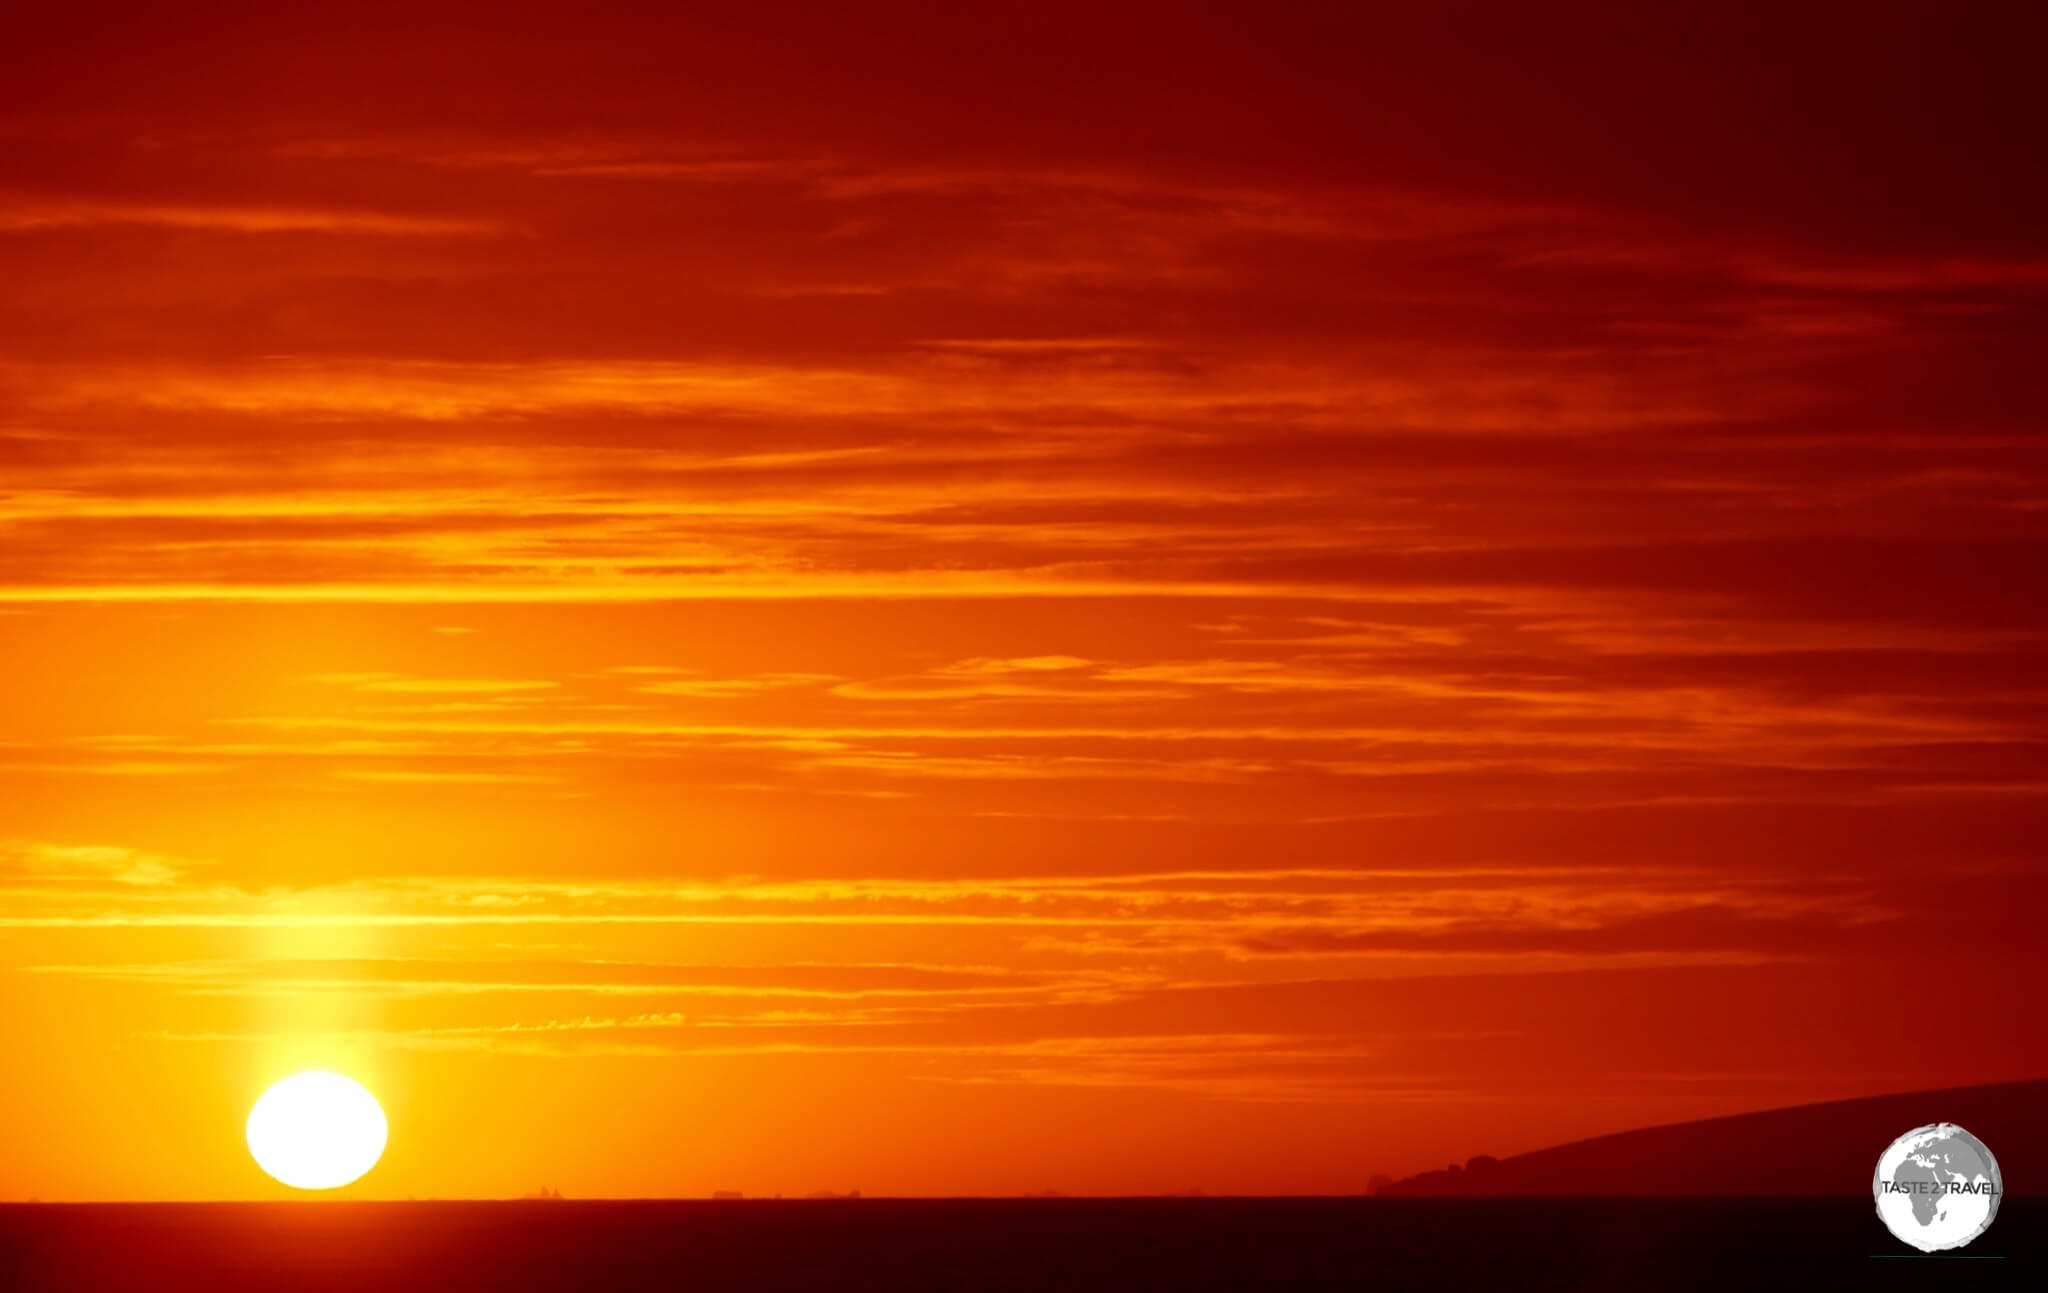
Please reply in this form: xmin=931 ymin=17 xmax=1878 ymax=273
xmin=246 ymin=1071 xmax=388 ymax=1190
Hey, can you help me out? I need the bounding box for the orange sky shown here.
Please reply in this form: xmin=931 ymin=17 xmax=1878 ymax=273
xmin=3 ymin=2 xmax=2046 ymax=1200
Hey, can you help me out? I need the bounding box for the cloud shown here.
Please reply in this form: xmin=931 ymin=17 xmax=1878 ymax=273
xmin=29 ymin=956 xmax=1070 ymax=1001
xmin=637 ymin=672 xmax=840 ymax=698
xmin=308 ymin=673 xmax=561 ymax=695
xmin=332 ymin=768 xmax=554 ymax=786
xmin=0 ymin=858 xmax=1897 ymax=978
xmin=0 ymin=196 xmax=511 ymax=236
xmin=0 ymin=840 xmax=188 ymax=887
xmin=1 ymin=4 xmax=2045 ymax=1161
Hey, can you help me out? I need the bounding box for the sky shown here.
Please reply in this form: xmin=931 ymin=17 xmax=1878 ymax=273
xmin=2 ymin=1 xmax=2046 ymax=1200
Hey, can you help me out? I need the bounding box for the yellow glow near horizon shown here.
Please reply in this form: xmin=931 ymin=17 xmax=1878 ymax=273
xmin=246 ymin=1072 xmax=389 ymax=1190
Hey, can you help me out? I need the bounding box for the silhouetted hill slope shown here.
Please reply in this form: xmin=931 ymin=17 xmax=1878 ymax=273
xmin=1380 ymin=1079 xmax=2048 ymax=1196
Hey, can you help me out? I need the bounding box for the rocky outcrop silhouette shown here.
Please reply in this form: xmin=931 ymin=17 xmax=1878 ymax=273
xmin=1374 ymin=1079 xmax=2048 ymax=1196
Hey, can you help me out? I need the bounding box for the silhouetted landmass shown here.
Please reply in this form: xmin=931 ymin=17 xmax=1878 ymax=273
xmin=1378 ymin=1078 xmax=2048 ymax=1196
xmin=5 ymin=1083 xmax=2041 ymax=1289
xmin=2 ymin=1197 xmax=2038 ymax=1291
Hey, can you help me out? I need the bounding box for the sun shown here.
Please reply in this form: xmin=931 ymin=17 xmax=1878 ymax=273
xmin=246 ymin=1071 xmax=388 ymax=1190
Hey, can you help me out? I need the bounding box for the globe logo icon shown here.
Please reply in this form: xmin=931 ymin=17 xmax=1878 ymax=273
xmin=1873 ymin=1122 xmax=2002 ymax=1252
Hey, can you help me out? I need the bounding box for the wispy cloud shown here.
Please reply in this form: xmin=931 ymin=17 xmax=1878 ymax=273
xmin=3 ymin=10 xmax=2046 ymax=1187
xmin=0 ymin=840 xmax=190 ymax=887
xmin=0 ymin=196 xmax=509 ymax=236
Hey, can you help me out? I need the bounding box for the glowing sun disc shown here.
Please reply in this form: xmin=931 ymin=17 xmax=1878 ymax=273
xmin=246 ymin=1071 xmax=388 ymax=1190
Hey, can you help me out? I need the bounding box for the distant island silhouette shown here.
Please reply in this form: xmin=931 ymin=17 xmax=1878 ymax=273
xmin=1374 ymin=1078 xmax=2047 ymax=1196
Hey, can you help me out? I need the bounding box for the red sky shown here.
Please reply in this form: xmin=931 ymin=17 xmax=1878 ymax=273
xmin=2 ymin=1 xmax=2045 ymax=1200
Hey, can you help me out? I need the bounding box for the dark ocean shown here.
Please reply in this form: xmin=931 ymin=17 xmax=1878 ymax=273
xmin=0 ymin=1197 xmax=2033 ymax=1291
